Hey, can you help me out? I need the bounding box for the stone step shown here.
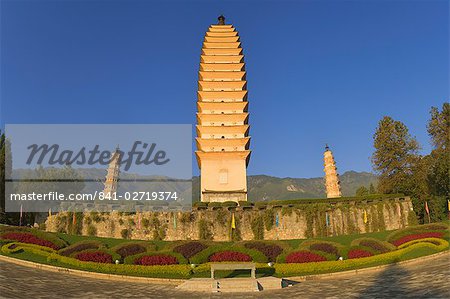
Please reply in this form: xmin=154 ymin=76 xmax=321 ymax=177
xmin=214 ymin=278 xmax=259 ymax=292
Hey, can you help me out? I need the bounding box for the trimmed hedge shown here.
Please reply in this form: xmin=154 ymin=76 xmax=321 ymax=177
xmin=46 ymin=253 xmax=192 ymax=278
xmin=299 ymin=240 xmax=344 ymax=259
xmin=351 ymin=238 xmax=395 ymax=254
xmin=347 ymin=247 xmax=374 ymax=259
xmin=59 ymin=240 xmax=103 ymax=257
xmin=274 ymin=240 xmax=449 ymax=277
xmin=190 ymin=245 xmax=268 ymax=264
xmin=111 ymin=242 xmax=157 ymax=259
xmin=398 ymin=238 xmax=448 ymax=250
xmin=242 ymin=242 xmax=284 ymax=262
xmin=0 ymin=226 xmax=67 ymax=249
xmin=74 ymin=248 xmax=120 ymax=263
xmin=173 ymin=241 xmax=208 ymax=259
xmin=386 ymin=223 xmax=448 ymax=244
xmin=124 ymin=251 xmax=188 ymax=265
xmin=285 ymin=251 xmax=327 ymax=263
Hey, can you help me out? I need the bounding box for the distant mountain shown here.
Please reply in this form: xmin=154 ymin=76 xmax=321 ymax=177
xmin=192 ymin=171 xmax=378 ymax=202
xmin=14 ymin=168 xmax=377 ymax=202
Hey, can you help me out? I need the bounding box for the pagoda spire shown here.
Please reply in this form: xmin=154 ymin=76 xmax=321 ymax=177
xmin=103 ymin=147 xmax=121 ymax=197
xmin=323 ymin=145 xmax=342 ymax=198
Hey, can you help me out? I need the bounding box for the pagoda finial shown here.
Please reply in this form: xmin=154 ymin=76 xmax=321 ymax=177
xmin=218 ymin=15 xmax=225 ymax=25
xmin=325 ymin=144 xmax=330 ymax=151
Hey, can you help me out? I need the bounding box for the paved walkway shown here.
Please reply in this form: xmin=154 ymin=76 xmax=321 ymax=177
xmin=1 ymin=253 xmax=449 ymax=298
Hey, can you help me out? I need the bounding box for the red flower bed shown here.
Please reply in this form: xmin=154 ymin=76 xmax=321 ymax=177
xmin=348 ymin=249 xmax=373 ymax=259
xmin=209 ymin=251 xmax=252 ymax=262
xmin=75 ymin=251 xmax=113 ymax=263
xmin=285 ymin=251 xmax=327 ymax=263
xmin=173 ymin=242 xmax=207 ymax=259
xmin=134 ymin=255 xmax=179 ymax=266
xmin=1 ymin=232 xmax=59 ymax=250
xmin=392 ymin=232 xmax=444 ymax=247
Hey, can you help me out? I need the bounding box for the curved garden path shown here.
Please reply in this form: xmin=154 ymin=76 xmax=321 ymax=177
xmin=1 ymin=253 xmax=449 ymax=298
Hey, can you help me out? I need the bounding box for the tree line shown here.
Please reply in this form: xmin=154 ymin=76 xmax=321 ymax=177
xmin=370 ymin=102 xmax=449 ymax=223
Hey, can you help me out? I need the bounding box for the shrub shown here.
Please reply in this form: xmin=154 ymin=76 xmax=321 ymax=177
xmin=135 ymin=255 xmax=179 ymax=266
xmin=0 ymin=232 xmax=59 ymax=250
xmin=391 ymin=232 xmax=445 ymax=247
xmin=222 ymin=201 xmax=238 ymax=208
xmin=285 ymin=251 xmax=327 ymax=264
xmin=116 ymin=244 xmax=146 ymax=258
xmin=189 ymin=245 xmax=267 ymax=264
xmin=397 ymin=238 xmax=448 ymax=250
xmin=121 ymin=228 xmax=131 ymax=239
xmin=309 ymin=243 xmax=339 ymax=257
xmin=348 ymin=248 xmax=374 ymax=259
xmin=274 ymin=241 xmax=448 ymax=277
xmin=209 ymin=251 xmax=252 ymax=262
xmin=250 ymin=216 xmax=264 ymax=240
xmin=0 ymin=227 xmax=67 ymax=249
xmin=87 ymin=225 xmax=97 ymax=236
xmin=46 ymin=253 xmax=192 ymax=278
xmin=351 ymin=238 xmax=395 ymax=254
xmin=208 ymin=202 xmax=222 ymax=208
xmin=386 ymin=223 xmax=448 ymax=243
xmin=243 ymin=242 xmax=283 ymax=262
xmin=173 ymin=241 xmax=208 ymax=259
xmin=58 ymin=241 xmax=102 ymax=257
xmin=124 ymin=251 xmax=187 ymax=265
xmin=359 ymin=240 xmax=391 ymax=253
xmin=112 ymin=242 xmax=157 ymax=259
xmin=75 ymin=251 xmax=113 ymax=263
xmin=198 ymin=219 xmax=213 ymax=240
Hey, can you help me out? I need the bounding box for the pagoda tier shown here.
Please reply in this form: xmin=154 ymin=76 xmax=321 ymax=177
xmin=195 ymin=17 xmax=251 ymax=203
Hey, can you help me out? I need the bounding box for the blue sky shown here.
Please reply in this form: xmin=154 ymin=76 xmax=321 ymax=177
xmin=1 ymin=0 xmax=448 ymax=178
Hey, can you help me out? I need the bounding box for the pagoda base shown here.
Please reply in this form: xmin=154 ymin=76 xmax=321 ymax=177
xmin=202 ymin=190 xmax=247 ymax=203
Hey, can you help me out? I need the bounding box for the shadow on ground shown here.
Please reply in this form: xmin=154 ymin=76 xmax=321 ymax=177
xmin=357 ymin=261 xmax=448 ymax=299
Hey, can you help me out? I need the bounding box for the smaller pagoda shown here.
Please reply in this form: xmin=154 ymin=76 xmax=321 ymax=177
xmin=323 ymin=144 xmax=342 ymax=198
xmin=103 ymin=146 xmax=121 ymax=197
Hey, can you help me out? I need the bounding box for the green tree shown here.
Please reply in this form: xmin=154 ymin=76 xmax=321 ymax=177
xmin=426 ymin=103 xmax=449 ymax=196
xmin=427 ymin=103 xmax=449 ymax=150
xmin=355 ymin=186 xmax=369 ymax=197
xmin=371 ymin=116 xmax=419 ymax=195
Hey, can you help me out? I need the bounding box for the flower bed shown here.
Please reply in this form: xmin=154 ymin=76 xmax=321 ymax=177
xmin=46 ymin=253 xmax=192 ymax=278
xmin=309 ymin=243 xmax=339 ymax=256
xmin=391 ymin=232 xmax=445 ymax=247
xmin=0 ymin=232 xmax=59 ymax=250
xmin=59 ymin=241 xmax=102 ymax=257
xmin=75 ymin=250 xmax=113 ymax=263
xmin=386 ymin=223 xmax=448 ymax=244
xmin=274 ymin=241 xmax=448 ymax=277
xmin=351 ymin=238 xmax=395 ymax=254
xmin=397 ymin=238 xmax=448 ymax=249
xmin=111 ymin=242 xmax=157 ymax=259
xmin=243 ymin=242 xmax=283 ymax=262
xmin=189 ymin=245 xmax=268 ymax=264
xmin=135 ymin=254 xmax=179 ymax=266
xmin=285 ymin=251 xmax=327 ymax=264
xmin=0 ymin=227 xmax=67 ymax=249
xmin=348 ymin=248 xmax=373 ymax=259
xmin=173 ymin=241 xmax=208 ymax=259
xmin=124 ymin=251 xmax=187 ymax=265
xmin=209 ymin=251 xmax=252 ymax=262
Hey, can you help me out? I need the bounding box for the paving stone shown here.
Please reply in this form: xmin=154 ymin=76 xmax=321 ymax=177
xmin=0 ymin=254 xmax=449 ymax=298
